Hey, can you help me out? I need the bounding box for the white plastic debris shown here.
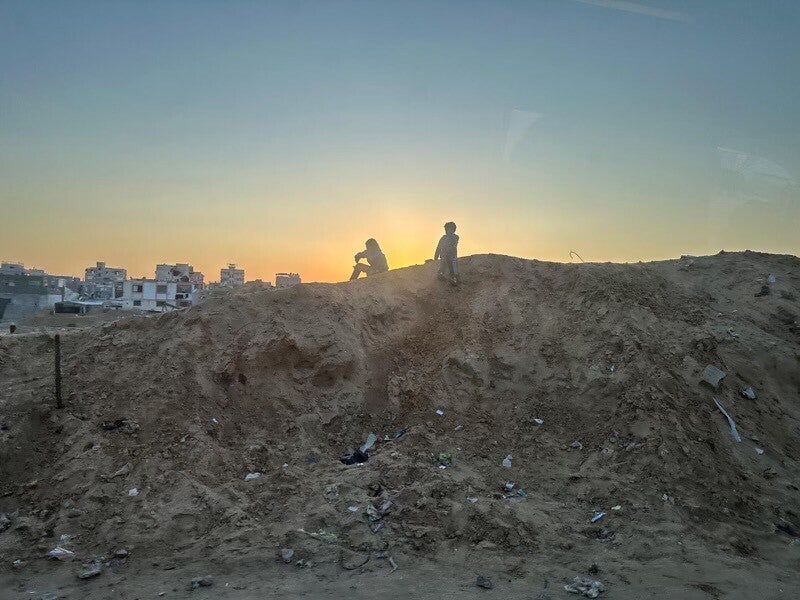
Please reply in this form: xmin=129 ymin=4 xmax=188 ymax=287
xmin=211 ymin=418 xmax=219 ymax=424
xmin=502 ymin=455 xmax=512 ymax=468
xmin=347 ymin=506 xmax=360 ymax=512
xmin=768 ymin=274 xmax=776 ymax=284
xmin=466 ymin=497 xmax=478 ymax=503
xmin=435 ymin=409 xmax=444 ymax=416
xmin=570 ymin=441 xmax=583 ymax=450
xmin=741 ymin=386 xmax=757 ymax=400
xmin=454 ymin=425 xmax=463 ymax=431
xmin=611 ymin=505 xmax=622 ymax=511
xmin=755 ymin=447 xmax=764 ymax=455
xmin=534 ymin=418 xmax=544 ymax=425
xmin=591 ymin=511 xmax=605 ymax=523
xmin=244 ymin=472 xmax=262 ymax=482
xmin=360 ymin=433 xmax=377 ymax=453
xmin=127 ymin=487 xmax=139 ymax=497
xmin=47 ymin=547 xmax=75 ymax=561
xmin=713 ymin=398 xmax=742 ymax=442
xmin=564 ymin=575 xmax=605 ymax=598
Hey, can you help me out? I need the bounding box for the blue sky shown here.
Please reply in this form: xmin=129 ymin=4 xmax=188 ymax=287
xmin=1 ymin=0 xmax=798 ymax=280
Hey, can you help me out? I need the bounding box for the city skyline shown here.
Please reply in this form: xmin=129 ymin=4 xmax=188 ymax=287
xmin=2 ymin=1 xmax=798 ymax=282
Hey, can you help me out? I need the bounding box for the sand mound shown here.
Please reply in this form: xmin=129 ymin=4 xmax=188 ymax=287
xmin=1 ymin=252 xmax=799 ymax=598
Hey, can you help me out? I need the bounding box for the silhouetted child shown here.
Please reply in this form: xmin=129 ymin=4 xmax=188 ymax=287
xmin=434 ymin=222 xmax=460 ymax=285
xmin=350 ymin=238 xmax=389 ymax=280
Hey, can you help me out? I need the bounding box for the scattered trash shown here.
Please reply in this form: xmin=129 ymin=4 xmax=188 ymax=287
xmin=323 ymin=484 xmax=339 ymax=501
xmin=741 ymin=386 xmax=757 ymax=400
xmin=112 ymin=463 xmax=131 ymax=478
xmin=755 ymin=285 xmax=770 ymax=297
xmin=533 ymin=418 xmax=544 ymax=425
xmin=77 ymin=563 xmax=103 ymax=579
xmin=435 ymin=409 xmax=445 ymax=416
xmin=341 ymin=432 xmax=377 ymax=465
xmin=127 ymin=487 xmax=139 ymax=497
xmin=388 ymin=556 xmax=398 ymax=572
xmin=502 ymin=455 xmax=512 ymax=468
xmin=438 ymin=452 xmax=453 ymax=467
xmin=768 ymin=274 xmax=777 ymax=284
xmin=564 ymin=575 xmax=605 ymax=598
xmin=366 ymin=504 xmax=382 ymax=521
xmin=661 ymin=493 xmax=675 ymax=504
xmin=211 ymin=418 xmax=219 ymax=425
xmin=591 ymin=511 xmax=606 ymax=523
xmin=114 ymin=548 xmax=128 ymax=558
xmin=282 ymin=463 xmax=289 ymax=468
xmin=466 ymin=497 xmax=479 ymax=503
xmin=570 ymin=441 xmax=583 ymax=450
xmin=504 ymin=482 xmax=515 ymax=492
xmin=727 ymin=328 xmax=739 ymax=338
xmin=360 ymin=433 xmax=377 ymax=453
xmin=370 ymin=521 xmax=385 ymax=533
xmin=347 ymin=506 xmax=360 ymax=512
xmin=454 ymin=425 xmax=463 ymax=431
xmin=47 ymin=547 xmax=75 ymax=561
xmin=244 ymin=472 xmax=262 ymax=481
xmin=191 ymin=575 xmax=214 ymax=589
xmin=300 ymin=529 xmax=339 ymax=543
xmin=609 ymin=365 xmax=616 ymax=373
xmin=713 ymin=398 xmax=742 ymax=442
xmin=100 ymin=418 xmax=139 ymax=434
xmin=611 ymin=505 xmax=622 ymax=511
xmin=476 ymin=575 xmax=494 ymax=589
xmin=384 ymin=429 xmax=406 ymax=441
xmin=755 ymin=447 xmax=764 ymax=455
xmin=280 ymin=548 xmax=294 ymax=563
xmin=702 ymin=365 xmax=726 ymax=389
xmin=12 ymin=559 xmax=25 ymax=569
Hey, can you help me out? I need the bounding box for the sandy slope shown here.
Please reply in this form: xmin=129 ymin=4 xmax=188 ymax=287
xmin=0 ymin=251 xmax=798 ymax=599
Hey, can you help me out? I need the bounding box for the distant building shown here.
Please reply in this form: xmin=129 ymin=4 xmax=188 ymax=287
xmin=121 ymin=279 xmax=200 ymax=312
xmin=0 ymin=262 xmax=25 ymax=276
xmin=84 ymin=261 xmax=127 ymax=299
xmin=0 ymin=272 xmax=63 ymax=322
xmin=155 ymin=263 xmax=204 ymax=286
xmin=220 ymin=263 xmax=245 ymax=287
xmin=246 ymin=279 xmax=274 ymax=290
xmin=275 ymin=272 xmax=301 ymax=288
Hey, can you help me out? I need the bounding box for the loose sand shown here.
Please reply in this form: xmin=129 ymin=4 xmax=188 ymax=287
xmin=1 ymin=251 xmax=798 ymax=599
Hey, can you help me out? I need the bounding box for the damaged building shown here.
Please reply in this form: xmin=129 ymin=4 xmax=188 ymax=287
xmin=83 ymin=261 xmax=127 ymax=299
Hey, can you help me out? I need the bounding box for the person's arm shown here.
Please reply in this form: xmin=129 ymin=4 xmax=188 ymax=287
xmin=434 ymin=238 xmax=442 ymax=261
xmin=354 ymin=250 xmax=366 ymax=262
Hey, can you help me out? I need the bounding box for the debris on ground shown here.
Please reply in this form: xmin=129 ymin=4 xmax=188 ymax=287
xmin=437 ymin=452 xmax=453 ymax=467
xmin=280 ymin=548 xmax=294 ymax=563
xmin=190 ymin=575 xmax=214 ymax=589
xmin=47 ymin=547 xmax=75 ymax=561
xmin=502 ymin=455 xmax=512 ymax=468
xmin=591 ymin=511 xmax=606 ymax=523
xmin=741 ymin=386 xmax=757 ymax=400
xmin=714 ymin=398 xmax=742 ymax=442
xmin=564 ymin=575 xmax=605 ymax=597
xmin=570 ymin=441 xmax=583 ymax=450
xmin=300 ymin=529 xmax=339 ymax=543
xmin=340 ymin=432 xmax=376 ymax=464
xmin=77 ymin=563 xmax=103 ymax=579
xmin=100 ymin=418 xmax=140 ymax=434
xmin=435 ymin=409 xmax=445 ymax=416
xmin=702 ymin=365 xmax=726 ymax=389
xmin=244 ymin=472 xmax=262 ymax=481
xmin=755 ymin=285 xmax=770 ymax=297
xmin=128 ymin=487 xmax=139 ymax=496
xmin=476 ymin=575 xmax=494 ymax=589
xmin=534 ymin=418 xmax=544 ymax=425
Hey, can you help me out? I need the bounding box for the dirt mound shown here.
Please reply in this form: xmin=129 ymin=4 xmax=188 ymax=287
xmin=1 ymin=252 xmax=799 ymax=598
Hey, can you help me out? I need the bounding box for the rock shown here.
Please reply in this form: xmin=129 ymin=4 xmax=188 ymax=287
xmin=340 ymin=549 xmax=370 ymax=570
xmin=701 ymin=365 xmax=726 ymax=389
xmin=114 ymin=548 xmax=129 ymax=558
xmin=113 ymin=463 xmax=132 ymax=478
xmin=476 ymin=575 xmax=494 ymax=589
xmin=280 ymin=548 xmax=294 ymax=563
xmin=0 ymin=512 xmax=12 ymax=532
xmin=564 ymin=576 xmax=605 ymax=598
xmin=323 ymin=484 xmax=339 ymax=501
xmin=191 ymin=575 xmax=214 ymax=589
xmin=77 ymin=563 xmax=103 ymax=579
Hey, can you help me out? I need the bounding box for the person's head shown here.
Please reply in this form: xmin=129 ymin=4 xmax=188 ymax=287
xmin=444 ymin=221 xmax=457 ymax=234
xmin=365 ymin=238 xmax=380 ymax=250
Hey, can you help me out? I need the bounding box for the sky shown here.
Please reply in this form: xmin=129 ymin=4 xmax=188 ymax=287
xmin=1 ymin=0 xmax=798 ymax=282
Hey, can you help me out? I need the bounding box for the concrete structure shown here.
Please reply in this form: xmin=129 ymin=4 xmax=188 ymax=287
xmin=121 ymin=279 xmax=200 ymax=312
xmin=0 ymin=273 xmax=62 ymax=322
xmin=1 ymin=262 xmax=26 ymax=276
xmin=275 ymin=272 xmax=301 ymax=289
xmin=220 ymin=263 xmax=245 ymax=287
xmin=84 ymin=261 xmax=127 ymax=300
xmin=155 ymin=263 xmax=204 ymax=286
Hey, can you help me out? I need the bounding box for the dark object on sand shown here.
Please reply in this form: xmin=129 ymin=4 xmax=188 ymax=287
xmin=755 ymin=285 xmax=770 ymax=297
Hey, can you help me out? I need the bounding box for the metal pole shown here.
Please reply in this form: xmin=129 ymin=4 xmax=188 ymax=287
xmin=54 ymin=334 xmax=63 ymax=409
